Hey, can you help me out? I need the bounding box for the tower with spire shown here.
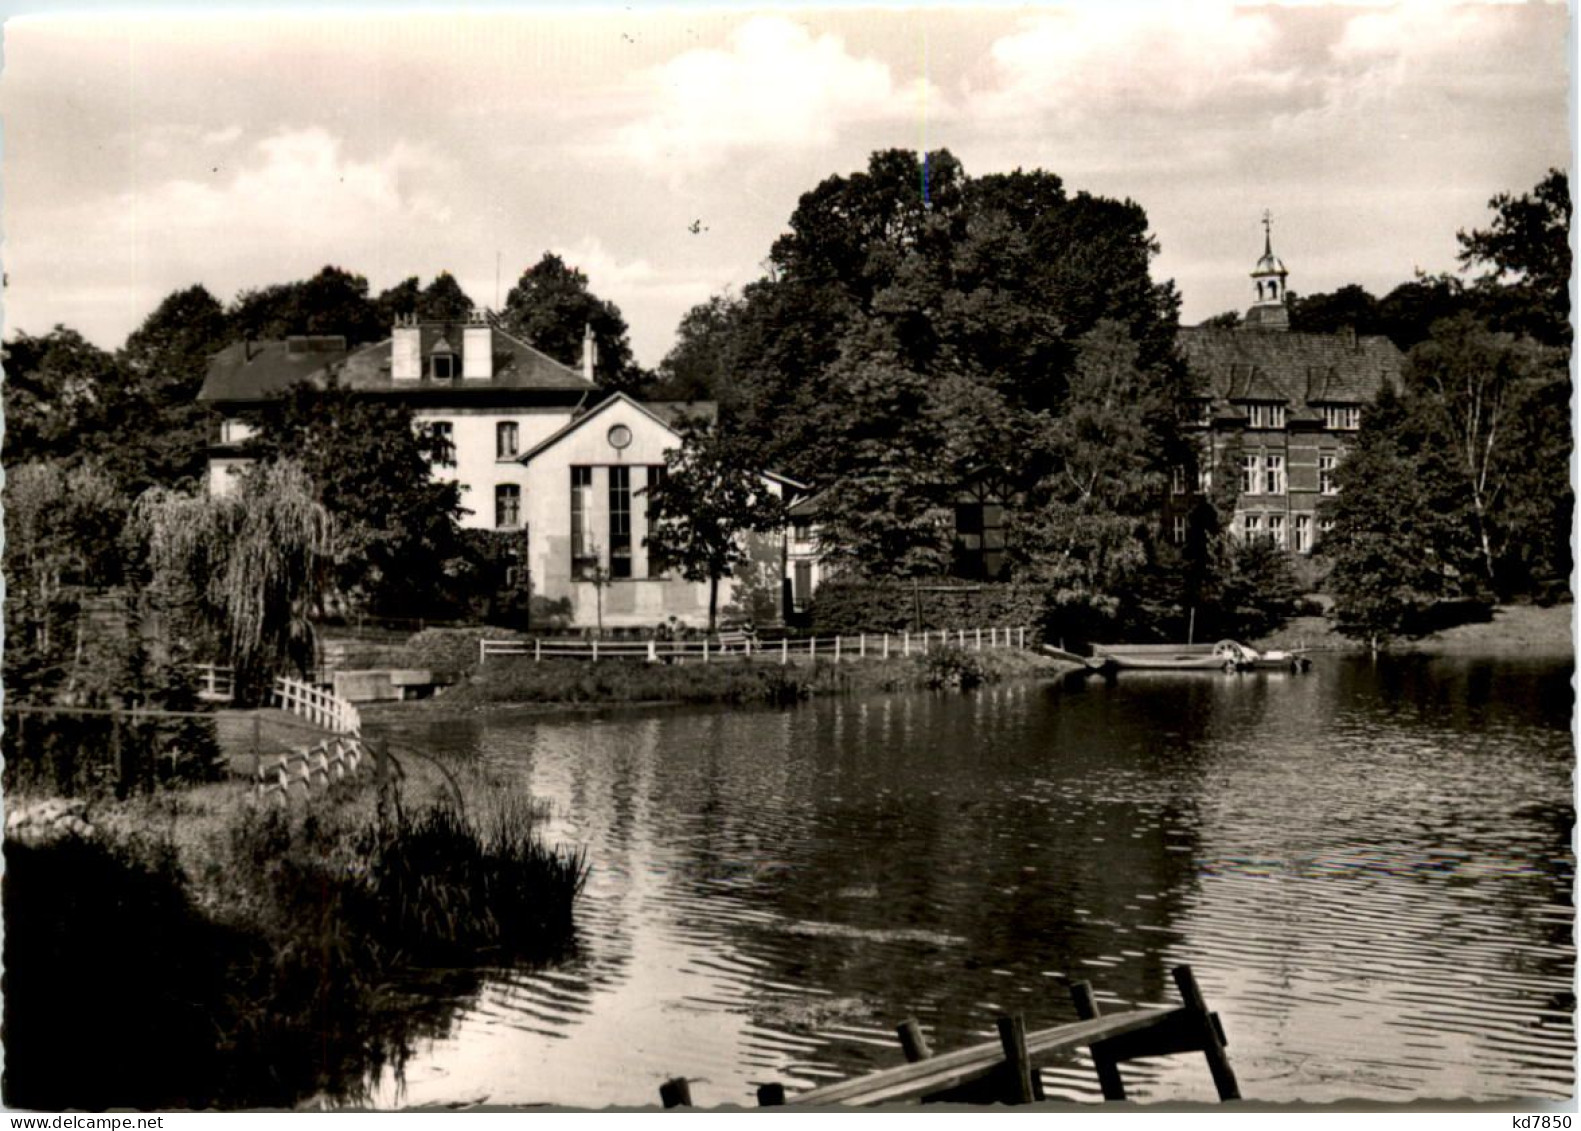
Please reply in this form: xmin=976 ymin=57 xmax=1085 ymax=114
xmin=1243 ymin=210 xmax=1290 ymax=331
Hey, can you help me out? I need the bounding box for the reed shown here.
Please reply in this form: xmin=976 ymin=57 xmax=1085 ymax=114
xmin=4 ymin=793 xmax=586 ymax=1110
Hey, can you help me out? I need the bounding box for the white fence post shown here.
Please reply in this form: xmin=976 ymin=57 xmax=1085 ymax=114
xmin=859 ymin=633 xmax=866 ymax=658
xmin=809 ymin=636 xmax=816 ymax=658
xmin=703 ymin=638 xmax=710 ymax=664
xmin=903 ymin=631 xmax=910 ymax=656
xmin=976 ymin=628 xmax=983 ymax=651
xmin=782 ymin=637 xmax=789 ymax=665
xmin=883 ymin=633 xmax=890 ymax=659
xmin=593 ymin=637 xmax=600 ymax=662
xmin=835 ymin=635 xmax=842 ymax=664
xmin=480 ymin=638 xmax=487 ymax=667
xmin=535 ymin=638 xmax=542 ymax=662
xmin=1019 ymin=626 xmax=1026 ymax=649
xmin=648 ymin=639 xmax=658 ymax=663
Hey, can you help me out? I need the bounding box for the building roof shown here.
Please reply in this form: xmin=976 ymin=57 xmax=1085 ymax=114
xmin=198 ymin=321 xmax=592 ymax=404
xmin=516 ymin=392 xmax=686 ymax=464
xmin=1177 ymin=326 xmax=1401 ymax=408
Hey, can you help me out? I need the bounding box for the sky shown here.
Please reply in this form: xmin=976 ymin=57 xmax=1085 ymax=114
xmin=1 ymin=2 xmax=1571 ymax=369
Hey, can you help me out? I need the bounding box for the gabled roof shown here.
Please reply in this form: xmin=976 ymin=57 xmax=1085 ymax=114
xmin=1177 ymin=326 xmax=1401 ymax=408
xmin=198 ymin=321 xmax=593 ymax=404
xmin=517 ymin=391 xmax=686 ymax=464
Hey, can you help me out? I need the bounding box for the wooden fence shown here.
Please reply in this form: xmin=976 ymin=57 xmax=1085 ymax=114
xmin=661 ymin=966 xmax=1238 ymax=1108
xmin=190 ymin=663 xmax=236 ymax=703
xmin=272 ymin=675 xmax=361 ymax=735
xmin=479 ymin=626 xmax=1030 ymax=666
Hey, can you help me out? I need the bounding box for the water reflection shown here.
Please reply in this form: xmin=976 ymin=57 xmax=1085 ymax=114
xmin=376 ymin=655 xmax=1573 ymax=1108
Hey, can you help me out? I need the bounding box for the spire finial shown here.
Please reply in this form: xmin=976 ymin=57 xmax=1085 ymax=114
xmin=1262 ymin=209 xmax=1273 ymax=256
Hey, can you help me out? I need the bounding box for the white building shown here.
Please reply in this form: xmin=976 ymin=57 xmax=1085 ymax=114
xmin=198 ymin=313 xmax=793 ymax=628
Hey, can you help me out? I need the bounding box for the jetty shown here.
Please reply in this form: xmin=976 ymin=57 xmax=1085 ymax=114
xmin=659 ymin=965 xmax=1238 ymax=1108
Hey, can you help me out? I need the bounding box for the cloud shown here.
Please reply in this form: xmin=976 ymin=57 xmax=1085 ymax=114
xmin=201 ymin=124 xmax=243 ymax=146
xmin=614 ymin=15 xmax=939 ymax=176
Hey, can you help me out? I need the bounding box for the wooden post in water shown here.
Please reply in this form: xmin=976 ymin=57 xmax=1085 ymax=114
xmin=897 ymin=1018 xmax=933 ymax=1063
xmin=756 ymin=1083 xmax=786 ymax=1107
xmin=659 ymin=1077 xmax=692 ymax=1108
xmin=1173 ymin=966 xmax=1240 ymax=1101
xmin=996 ymin=1014 xmax=1035 ymax=1104
xmin=1069 ymin=981 xmax=1127 ymax=1100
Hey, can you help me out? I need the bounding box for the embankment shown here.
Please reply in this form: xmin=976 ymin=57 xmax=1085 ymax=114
xmin=4 ymin=760 xmax=586 ymax=1111
xmin=1255 ymin=604 xmax=1573 ymax=658
xmin=380 ymin=643 xmax=1078 ymax=714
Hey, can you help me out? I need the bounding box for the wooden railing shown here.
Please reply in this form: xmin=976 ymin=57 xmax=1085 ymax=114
xmin=660 ymin=966 xmax=1238 ymax=1108
xmin=272 ymin=675 xmax=361 ymax=735
xmin=190 ymin=663 xmax=236 ymax=703
xmin=255 ymin=733 xmax=399 ymax=804
xmin=479 ymin=626 xmax=1030 ymax=666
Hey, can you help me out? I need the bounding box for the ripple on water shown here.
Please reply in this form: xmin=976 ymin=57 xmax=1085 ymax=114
xmin=377 ymin=656 xmax=1574 ymax=1107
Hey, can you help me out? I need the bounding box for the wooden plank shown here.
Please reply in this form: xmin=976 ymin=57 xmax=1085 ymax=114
xmin=1070 ymin=981 xmax=1128 ymax=1101
xmin=1091 ymin=1008 xmax=1215 ymax=1063
xmin=787 ymin=1008 xmax=1171 ymax=1106
xmin=897 ymin=1018 xmax=932 ymax=1063
xmin=1173 ymin=966 xmax=1241 ymax=1101
xmin=996 ymin=1015 xmax=1034 ymax=1104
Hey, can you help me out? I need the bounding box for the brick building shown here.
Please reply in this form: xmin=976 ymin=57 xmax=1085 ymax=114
xmin=1170 ymin=221 xmax=1403 ymax=573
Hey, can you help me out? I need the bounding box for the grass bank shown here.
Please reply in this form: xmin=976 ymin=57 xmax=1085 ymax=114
xmin=1254 ymin=603 xmax=1573 ymax=658
xmin=399 ymin=645 xmax=1077 ymax=713
xmin=4 ymin=768 xmax=586 ymax=1110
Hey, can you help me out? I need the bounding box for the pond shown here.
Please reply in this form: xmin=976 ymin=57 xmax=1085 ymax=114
xmin=373 ymin=654 xmax=1574 ymax=1108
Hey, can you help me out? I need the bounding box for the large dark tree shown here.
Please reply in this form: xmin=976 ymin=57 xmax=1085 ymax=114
xmin=651 ymin=294 xmax=746 ymax=408
xmin=1458 ymin=167 xmax=1571 ymax=345
xmin=115 ymin=285 xmax=231 ymax=490
xmin=2 ymin=327 xmax=124 ymax=469
xmin=248 ymin=381 xmax=467 ymax=617
xmin=722 ymin=150 xmax=1181 ymax=487
xmin=228 ymin=265 xmax=385 ymax=345
xmin=502 ymin=253 xmax=644 ymax=393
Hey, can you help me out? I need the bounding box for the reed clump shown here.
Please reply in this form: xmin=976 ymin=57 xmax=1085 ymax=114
xmin=4 ymin=794 xmax=586 ymax=1111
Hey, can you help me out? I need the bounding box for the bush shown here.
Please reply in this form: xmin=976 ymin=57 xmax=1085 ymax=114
xmin=923 ymin=647 xmax=989 ymax=690
xmin=809 ymin=580 xmax=1046 ymax=635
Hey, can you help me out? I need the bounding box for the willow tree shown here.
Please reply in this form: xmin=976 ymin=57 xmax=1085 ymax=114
xmin=135 ymin=461 xmax=332 ymax=702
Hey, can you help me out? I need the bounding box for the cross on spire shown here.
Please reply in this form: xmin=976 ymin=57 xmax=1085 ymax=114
xmin=1262 ymin=209 xmax=1273 ymax=255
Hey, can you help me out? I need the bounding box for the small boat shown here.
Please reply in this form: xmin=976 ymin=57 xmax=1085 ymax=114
xmin=1090 ymin=640 xmax=1308 ymax=673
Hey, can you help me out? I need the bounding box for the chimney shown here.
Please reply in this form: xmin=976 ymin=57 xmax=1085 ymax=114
xmin=392 ymin=312 xmax=420 ymax=380
xmin=463 ymin=309 xmax=492 ymax=379
xmin=582 ymin=322 xmax=597 ymax=383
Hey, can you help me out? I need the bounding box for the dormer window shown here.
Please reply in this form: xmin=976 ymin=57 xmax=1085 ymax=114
xmin=1247 ymin=403 xmax=1286 ymax=429
xmin=431 ymin=353 xmax=456 ymax=380
xmin=1324 ymin=405 xmax=1361 ymax=431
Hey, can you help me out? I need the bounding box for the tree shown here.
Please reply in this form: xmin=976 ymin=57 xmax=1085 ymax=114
xmin=2 ymin=327 xmax=124 ymax=469
xmin=651 ymin=294 xmax=745 ymax=408
xmin=115 ymin=284 xmax=231 ymax=490
xmin=228 ymin=265 xmax=385 ymax=345
xmin=502 ymin=253 xmax=644 ymax=392
xmin=643 ymin=420 xmax=787 ymax=632
xmin=1458 ymin=168 xmax=1571 ymax=345
xmin=1319 ymin=386 xmax=1481 ymax=648
xmin=135 ymin=461 xmax=332 ymax=701
xmin=248 ymin=379 xmax=467 ymax=616
xmin=1403 ymin=316 xmax=1558 ymax=594
xmin=1014 ymin=322 xmax=1173 ymax=640
xmin=1287 ymin=284 xmax=1380 ymax=337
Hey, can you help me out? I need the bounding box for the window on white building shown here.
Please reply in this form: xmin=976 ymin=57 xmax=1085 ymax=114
xmin=1242 ymin=513 xmax=1263 ymax=541
xmin=428 ymin=421 xmax=455 ymax=467
xmin=1171 ymin=466 xmax=1188 ymax=495
xmin=1293 ymin=514 xmax=1312 ymax=554
xmin=609 ymin=466 xmax=632 ymax=579
xmin=570 ymin=466 xmax=597 ymax=578
xmin=1267 ymin=513 xmax=1286 ymax=548
xmin=1241 ymin=455 xmax=1259 ymax=495
xmin=1264 ymin=454 xmax=1286 ymax=496
xmin=1172 ymin=515 xmax=1188 ymax=546
xmin=495 ymin=484 xmax=520 ymax=529
xmin=1319 ymin=455 xmax=1339 ymax=496
xmin=496 ymin=421 xmax=519 ymax=459
xmin=432 ymin=353 xmax=455 ymax=380
xmin=645 ymin=466 xmax=667 ymax=578
xmin=1325 ymin=405 xmax=1361 ymax=431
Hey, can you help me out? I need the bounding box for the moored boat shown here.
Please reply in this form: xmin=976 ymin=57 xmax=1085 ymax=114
xmin=1091 ymin=640 xmax=1309 ymax=673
